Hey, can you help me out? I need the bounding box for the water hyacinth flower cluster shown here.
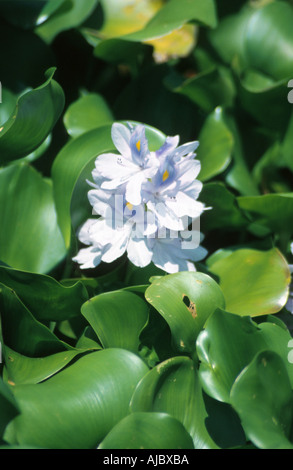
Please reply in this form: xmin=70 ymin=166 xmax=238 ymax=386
xmin=73 ymin=122 xmax=208 ymax=273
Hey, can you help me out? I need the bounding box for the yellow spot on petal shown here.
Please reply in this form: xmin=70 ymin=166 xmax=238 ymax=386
xmin=162 ymin=170 xmax=169 ymax=182
xmin=126 ymin=202 xmax=133 ymax=210
xmin=136 ymin=140 xmax=141 ymax=151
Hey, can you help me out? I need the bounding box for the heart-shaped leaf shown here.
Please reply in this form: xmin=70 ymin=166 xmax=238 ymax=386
xmin=145 ymin=272 xmax=225 ymax=355
xmin=81 ymin=290 xmax=149 ymax=353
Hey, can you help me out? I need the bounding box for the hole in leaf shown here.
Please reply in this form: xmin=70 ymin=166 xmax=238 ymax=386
xmin=182 ymin=294 xmax=197 ymax=319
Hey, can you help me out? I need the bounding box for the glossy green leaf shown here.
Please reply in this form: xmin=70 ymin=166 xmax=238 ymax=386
xmin=63 ymin=92 xmax=114 ymax=138
xmin=130 ymin=356 xmax=213 ymax=449
xmin=200 ymin=182 xmax=249 ymax=232
xmin=0 ymin=164 xmax=66 ymax=274
xmin=238 ymin=74 xmax=291 ymax=131
xmin=237 ymin=193 xmax=293 ymax=238
xmin=197 ymin=107 xmax=234 ymax=182
xmin=6 ymin=349 xmax=149 ymax=449
xmin=0 ymin=378 xmax=19 ymax=441
xmin=0 ymin=88 xmax=17 ymax=126
xmin=0 ymin=283 xmax=71 ymax=358
xmin=0 ymin=68 xmax=64 ymax=164
xmin=208 ymin=4 xmax=254 ymax=69
xmin=223 ymin=114 xmax=260 ymax=196
xmin=36 ymin=0 xmax=98 ymax=43
xmin=166 ymin=66 xmax=235 ymax=114
xmin=81 ymin=290 xmax=149 ymax=353
xmin=231 ymin=351 xmax=293 ymax=449
xmin=207 ymin=248 xmax=291 ymax=317
xmin=243 ymin=2 xmax=293 ymax=81
xmin=99 ymin=412 xmax=194 ymax=450
xmin=3 ymin=347 xmax=85 ymax=386
xmin=93 ymin=37 xmax=152 ymax=66
xmin=52 ymin=122 xmax=166 ymax=250
xmin=196 ymin=309 xmax=293 ymax=403
xmin=145 ymin=272 xmax=225 ymax=355
xmin=0 ymin=266 xmax=88 ymax=323
xmin=130 ymin=355 xmax=246 ymax=449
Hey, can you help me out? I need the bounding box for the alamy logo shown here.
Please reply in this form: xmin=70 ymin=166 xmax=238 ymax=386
xmin=288 ymin=80 xmax=293 ymax=104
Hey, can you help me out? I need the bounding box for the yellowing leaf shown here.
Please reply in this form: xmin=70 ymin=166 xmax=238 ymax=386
xmin=145 ymin=24 xmax=197 ymax=62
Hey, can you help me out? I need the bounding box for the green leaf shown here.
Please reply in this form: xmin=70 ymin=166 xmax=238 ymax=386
xmin=238 ymin=74 xmax=291 ymax=131
xmin=207 ymin=247 xmax=290 ymax=317
xmin=0 ymin=266 xmax=88 ymax=323
xmin=0 ymin=164 xmax=66 ymax=274
xmin=63 ymin=92 xmax=114 ymax=138
xmin=130 ymin=355 xmax=246 ymax=449
xmin=166 ymin=66 xmax=235 ymax=114
xmin=200 ymin=182 xmax=250 ymax=232
xmin=6 ymin=349 xmax=149 ymax=449
xmin=196 ymin=309 xmax=293 ymax=403
xmin=98 ymin=412 xmax=194 ymax=450
xmin=237 ymin=193 xmax=293 ymax=238
xmin=145 ymin=272 xmax=225 ymax=355
xmin=223 ymin=114 xmax=260 ymax=196
xmin=123 ymin=0 xmax=217 ymax=41
xmin=208 ymin=4 xmax=254 ymax=69
xmin=81 ymin=290 xmax=149 ymax=353
xmin=36 ymin=0 xmax=99 ymax=43
xmin=0 ymin=283 xmax=71 ymax=358
xmin=0 ymin=68 xmax=64 ymax=164
xmin=243 ymin=2 xmax=293 ymax=81
xmin=0 ymin=378 xmax=19 ymax=441
xmin=231 ymin=351 xmax=293 ymax=449
xmin=130 ymin=356 xmax=217 ymax=449
xmin=3 ymin=347 xmax=86 ymax=386
xmin=94 ymin=0 xmax=216 ymax=65
xmin=197 ymin=107 xmax=234 ymax=182
xmin=0 ymin=88 xmax=17 ymax=126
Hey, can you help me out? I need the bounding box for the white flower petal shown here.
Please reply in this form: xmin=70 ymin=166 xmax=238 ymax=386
xmin=165 ymin=192 xmax=205 ymax=219
xmin=127 ymin=237 xmax=153 ymax=268
xmin=77 ymin=218 xmax=97 ymax=245
xmin=147 ymin=200 xmax=186 ymax=231
xmin=101 ymin=223 xmax=132 ymax=263
xmin=111 ymin=122 xmax=132 ymax=159
xmin=95 ymin=153 xmax=137 ymax=183
xmin=73 ymin=245 xmax=102 ymax=269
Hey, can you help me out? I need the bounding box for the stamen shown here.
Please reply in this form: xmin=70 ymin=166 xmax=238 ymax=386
xmin=162 ymin=170 xmax=169 ymax=182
